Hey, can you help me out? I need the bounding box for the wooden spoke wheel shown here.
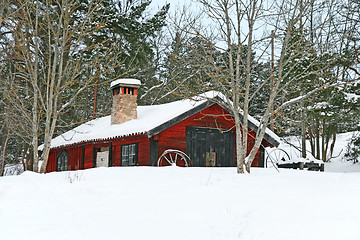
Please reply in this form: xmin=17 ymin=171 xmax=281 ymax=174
xmin=157 ymin=149 xmax=192 ymax=167
xmin=265 ymin=148 xmax=290 ymax=168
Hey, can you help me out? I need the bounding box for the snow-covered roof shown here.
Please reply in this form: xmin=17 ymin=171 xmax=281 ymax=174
xmin=110 ymin=79 xmax=141 ymax=88
xmin=40 ymin=96 xmax=207 ymax=150
xmin=40 ymin=91 xmax=280 ymax=150
xmin=243 ymin=110 xmax=281 ymax=146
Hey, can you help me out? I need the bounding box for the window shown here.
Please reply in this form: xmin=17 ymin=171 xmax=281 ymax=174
xmin=57 ymin=150 xmax=68 ymax=171
xmin=121 ymin=144 xmax=138 ymax=166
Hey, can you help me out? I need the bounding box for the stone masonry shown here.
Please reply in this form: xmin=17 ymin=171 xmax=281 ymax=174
xmin=110 ymin=79 xmax=141 ymax=125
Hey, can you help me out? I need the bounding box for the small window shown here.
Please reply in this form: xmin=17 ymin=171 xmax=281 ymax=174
xmin=121 ymin=143 xmax=138 ymax=166
xmin=57 ymin=150 xmax=68 ymax=171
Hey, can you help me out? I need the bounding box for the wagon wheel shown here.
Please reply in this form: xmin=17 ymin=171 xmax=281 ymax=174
xmin=265 ymin=148 xmax=290 ymax=168
xmin=157 ymin=149 xmax=192 ymax=167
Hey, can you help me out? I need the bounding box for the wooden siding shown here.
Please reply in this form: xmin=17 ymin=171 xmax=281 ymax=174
xmin=110 ymin=135 xmax=150 ymax=166
xmin=46 ymin=103 xmax=276 ymax=172
xmin=46 ymin=134 xmax=150 ymax=173
xmin=155 ymin=104 xmax=271 ymax=167
xmin=156 ymin=104 xmax=235 ymax=156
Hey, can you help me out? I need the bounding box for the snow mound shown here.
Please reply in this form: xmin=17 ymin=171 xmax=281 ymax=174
xmin=1 ymin=167 xmax=360 ymax=240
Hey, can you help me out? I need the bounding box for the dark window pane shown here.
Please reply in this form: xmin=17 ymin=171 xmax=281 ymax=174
xmin=57 ymin=150 xmax=68 ymax=171
xmin=123 ymin=145 xmax=128 ymax=156
xmin=121 ymin=144 xmax=137 ymax=166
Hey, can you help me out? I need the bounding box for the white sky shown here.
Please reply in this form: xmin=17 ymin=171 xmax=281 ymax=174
xmin=149 ymin=0 xmax=274 ymax=61
xmin=150 ymin=0 xmax=194 ymax=13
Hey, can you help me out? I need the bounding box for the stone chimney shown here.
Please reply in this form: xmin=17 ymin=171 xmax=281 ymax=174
xmin=110 ymin=78 xmax=141 ymax=125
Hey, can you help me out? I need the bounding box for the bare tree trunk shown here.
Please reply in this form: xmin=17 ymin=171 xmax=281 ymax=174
xmin=321 ymin=123 xmax=336 ymax=162
xmin=301 ymin=99 xmax=306 ymax=158
xmin=32 ymin=88 xmax=39 ymax=172
xmin=21 ymin=144 xmax=27 ymax=172
xmin=241 ymin=0 xmax=257 ymax=174
xmin=323 ymin=136 xmax=330 ymax=162
xmin=316 ymin=119 xmax=320 ymax=159
xmin=309 ymin=126 xmax=315 ymax=156
xmin=40 ymin=114 xmax=59 ymax=173
xmin=0 ymin=129 xmax=10 ymax=176
xmin=321 ymin=119 xmax=326 ymax=161
xmin=329 ymin=131 xmax=336 ymax=159
xmin=93 ymin=79 xmax=98 ymax=118
xmin=27 ymin=148 xmax=34 ymax=171
xmin=31 ymin=1 xmax=40 ymax=172
xmin=235 ymin=119 xmax=244 ymax=174
xmin=270 ymin=30 xmax=275 ymax=132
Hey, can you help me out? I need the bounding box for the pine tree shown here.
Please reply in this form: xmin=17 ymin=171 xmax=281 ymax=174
xmin=160 ymin=33 xmax=218 ymax=103
xmin=59 ymin=0 xmax=170 ymax=127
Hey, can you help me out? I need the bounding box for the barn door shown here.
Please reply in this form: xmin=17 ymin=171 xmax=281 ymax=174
xmin=186 ymin=127 xmax=234 ymax=167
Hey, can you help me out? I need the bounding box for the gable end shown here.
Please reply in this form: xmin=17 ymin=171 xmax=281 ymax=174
xmin=146 ymin=99 xmax=279 ymax=147
xmin=213 ymin=102 xmax=280 ymax=148
xmin=147 ymin=101 xmax=215 ymax=138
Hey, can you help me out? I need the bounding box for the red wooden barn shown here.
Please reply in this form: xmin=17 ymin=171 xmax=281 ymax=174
xmin=42 ymin=79 xmax=280 ymax=172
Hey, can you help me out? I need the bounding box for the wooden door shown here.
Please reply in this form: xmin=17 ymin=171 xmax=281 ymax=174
xmin=96 ymin=151 xmax=109 ymax=167
xmin=186 ymin=127 xmax=234 ymax=167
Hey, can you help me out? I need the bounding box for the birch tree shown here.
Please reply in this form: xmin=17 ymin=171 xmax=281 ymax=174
xmin=165 ymin=0 xmax=338 ymax=173
xmin=0 ymin=0 xmax=16 ymax=175
xmin=278 ymin=0 xmax=360 ymax=162
xmin=3 ymin=0 xmax=121 ymax=173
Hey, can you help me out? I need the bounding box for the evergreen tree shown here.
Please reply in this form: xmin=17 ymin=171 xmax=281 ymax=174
xmin=160 ymin=33 xmax=218 ymax=103
xmin=345 ymin=130 xmax=360 ymax=163
xmin=59 ymin=0 xmax=169 ymax=128
xmin=162 ymin=32 xmax=271 ymax=113
xmin=279 ymin=24 xmax=360 ymax=161
xmin=276 ymin=27 xmax=319 ymax=135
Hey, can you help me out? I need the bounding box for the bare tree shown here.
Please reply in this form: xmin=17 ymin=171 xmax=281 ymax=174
xmin=0 ymin=0 xmax=15 ymax=176
xmin=166 ymin=0 xmax=339 ymax=173
xmin=3 ymin=0 xmax=120 ymax=173
xmin=278 ymin=0 xmax=360 ymax=162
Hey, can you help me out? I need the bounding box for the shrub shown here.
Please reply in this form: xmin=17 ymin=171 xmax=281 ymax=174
xmin=344 ymin=132 xmax=360 ymax=163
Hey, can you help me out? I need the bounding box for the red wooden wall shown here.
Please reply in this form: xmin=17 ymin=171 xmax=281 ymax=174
xmin=46 ymin=134 xmax=150 ymax=173
xmin=110 ymin=135 xmax=150 ymax=167
xmin=46 ymin=103 xmax=274 ymax=172
xmin=156 ymin=104 xmax=235 ymax=157
xmin=155 ymin=104 xmax=272 ymax=167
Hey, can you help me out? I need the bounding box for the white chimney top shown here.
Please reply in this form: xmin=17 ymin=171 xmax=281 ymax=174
xmin=111 ymin=79 xmax=141 ymax=89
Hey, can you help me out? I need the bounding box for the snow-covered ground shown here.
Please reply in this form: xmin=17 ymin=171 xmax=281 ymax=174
xmin=1 ymin=132 xmax=359 ymax=240
xmin=276 ymin=131 xmax=360 ymax=173
xmin=1 ymin=167 xmax=360 ymax=240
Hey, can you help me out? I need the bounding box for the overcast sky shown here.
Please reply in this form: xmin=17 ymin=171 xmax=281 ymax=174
xmin=148 ymin=0 xmax=273 ymax=60
xmin=150 ymin=0 xmax=197 ymax=14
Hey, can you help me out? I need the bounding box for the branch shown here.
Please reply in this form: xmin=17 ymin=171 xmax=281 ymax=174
xmin=276 ymin=81 xmax=341 ymax=112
